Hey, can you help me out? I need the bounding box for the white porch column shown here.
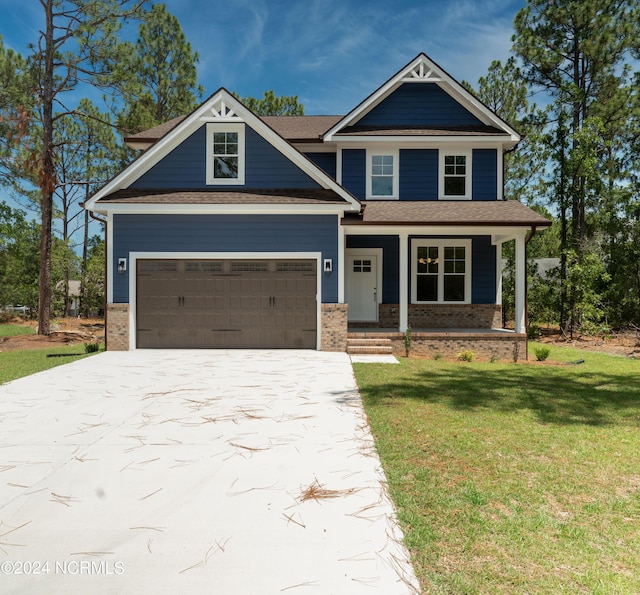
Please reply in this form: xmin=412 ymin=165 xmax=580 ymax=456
xmin=338 ymin=220 xmax=345 ymax=303
xmin=515 ymin=232 xmax=526 ymax=334
xmin=399 ymin=232 xmax=409 ymax=332
xmin=496 ymin=242 xmax=503 ymax=306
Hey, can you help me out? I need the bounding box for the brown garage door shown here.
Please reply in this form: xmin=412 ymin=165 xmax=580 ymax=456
xmin=136 ymin=259 xmax=317 ymax=349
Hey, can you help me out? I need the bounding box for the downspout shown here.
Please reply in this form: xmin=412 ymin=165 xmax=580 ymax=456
xmin=86 ymin=207 xmax=108 ymax=349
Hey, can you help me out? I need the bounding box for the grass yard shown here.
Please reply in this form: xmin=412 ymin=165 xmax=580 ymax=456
xmin=354 ymin=343 xmax=640 ymax=594
xmin=0 ymin=323 xmax=35 ymax=338
xmin=0 ymin=345 xmax=98 ymax=384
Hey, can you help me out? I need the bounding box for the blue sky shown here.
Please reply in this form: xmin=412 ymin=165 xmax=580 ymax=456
xmin=0 ymin=0 xmax=526 ymax=115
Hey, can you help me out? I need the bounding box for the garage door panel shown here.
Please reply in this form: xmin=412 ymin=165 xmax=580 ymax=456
xmin=137 ymin=258 xmax=317 ymax=349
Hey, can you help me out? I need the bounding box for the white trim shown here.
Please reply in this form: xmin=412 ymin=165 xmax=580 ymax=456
xmin=323 ymin=54 xmax=521 ymax=142
xmin=91 ymin=203 xmax=353 ymax=216
xmin=205 ymin=122 xmax=245 ymax=185
xmin=497 ymin=149 xmax=504 ymax=200
xmin=127 ymin=251 xmax=323 ymax=350
xmin=439 ymin=150 xmax=472 ymax=200
xmin=346 ymin=224 xmax=533 ymax=237
xmin=107 ymin=213 xmax=114 ymax=303
xmin=331 ymin=135 xmax=517 ymax=146
xmin=399 ymin=232 xmax=409 ymax=332
xmin=338 ymin=221 xmax=345 ymax=303
xmin=345 ymin=248 xmax=383 ymax=322
xmin=496 ymin=242 xmax=503 ymax=306
xmin=410 ymin=238 xmax=472 ymax=304
xmin=514 ymin=234 xmax=526 ymax=334
xmin=336 ymin=147 xmax=343 ymax=185
xmin=366 ymin=149 xmax=399 ymax=200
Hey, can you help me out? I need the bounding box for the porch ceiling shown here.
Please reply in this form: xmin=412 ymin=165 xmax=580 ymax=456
xmin=342 ymin=200 xmax=551 ymax=227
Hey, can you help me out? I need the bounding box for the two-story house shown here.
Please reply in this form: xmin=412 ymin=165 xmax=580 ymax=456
xmin=85 ymin=53 xmax=550 ymax=360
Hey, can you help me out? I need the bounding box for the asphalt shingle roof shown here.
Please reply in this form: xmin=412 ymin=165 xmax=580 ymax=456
xmin=99 ymin=187 xmax=349 ymax=205
xmin=343 ymin=200 xmax=551 ymax=227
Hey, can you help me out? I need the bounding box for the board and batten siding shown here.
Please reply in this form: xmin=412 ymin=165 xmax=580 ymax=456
xmin=130 ymin=125 xmax=321 ymax=189
xmin=356 ymin=84 xmax=484 ymax=127
xmin=472 ymin=149 xmax=498 ymax=200
xmin=112 ymin=214 xmax=339 ymax=302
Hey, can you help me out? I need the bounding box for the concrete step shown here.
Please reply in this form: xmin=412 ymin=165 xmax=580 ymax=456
xmin=346 ymin=337 xmax=393 ymax=346
xmin=346 ymin=345 xmax=394 ymax=355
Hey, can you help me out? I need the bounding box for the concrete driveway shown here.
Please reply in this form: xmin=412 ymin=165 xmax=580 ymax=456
xmin=0 ymin=350 xmax=419 ymax=594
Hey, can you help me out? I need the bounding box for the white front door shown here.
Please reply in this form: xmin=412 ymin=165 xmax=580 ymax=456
xmin=346 ymin=251 xmax=381 ymax=322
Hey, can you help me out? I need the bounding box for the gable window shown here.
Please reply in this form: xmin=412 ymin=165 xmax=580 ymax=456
xmin=367 ymin=150 xmax=398 ymax=199
xmin=206 ymin=123 xmax=245 ymax=185
xmin=439 ymin=151 xmax=471 ymax=199
xmin=412 ymin=239 xmax=471 ymax=303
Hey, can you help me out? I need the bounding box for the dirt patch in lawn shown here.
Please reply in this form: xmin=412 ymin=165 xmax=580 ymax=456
xmin=533 ymin=327 xmax=640 ymax=360
xmin=0 ymin=318 xmax=104 ymax=351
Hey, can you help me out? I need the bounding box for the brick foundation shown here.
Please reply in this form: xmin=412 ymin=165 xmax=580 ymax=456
xmin=402 ymin=331 xmax=527 ymax=362
xmin=350 ymin=303 xmax=502 ymax=329
xmin=106 ymin=303 xmax=130 ymax=351
xmin=321 ymin=304 xmax=348 ymax=351
xmin=349 ymin=330 xmax=527 ymax=362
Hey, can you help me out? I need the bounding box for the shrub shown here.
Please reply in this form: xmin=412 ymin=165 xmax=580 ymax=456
xmin=458 ymin=349 xmax=476 ymax=362
xmin=404 ymin=324 xmax=412 ymax=357
xmin=534 ymin=346 xmax=551 ymax=361
xmin=84 ymin=342 xmax=102 ymax=353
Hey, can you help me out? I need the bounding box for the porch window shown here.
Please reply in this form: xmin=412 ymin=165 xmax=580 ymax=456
xmin=412 ymin=240 xmax=471 ymax=303
xmin=439 ymin=151 xmax=471 ymax=199
xmin=206 ymin=123 xmax=245 ymax=185
xmin=367 ymin=150 xmax=398 ymax=199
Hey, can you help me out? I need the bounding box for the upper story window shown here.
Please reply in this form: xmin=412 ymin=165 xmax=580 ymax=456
xmin=439 ymin=150 xmax=471 ymax=200
xmin=411 ymin=239 xmax=471 ymax=303
xmin=367 ymin=150 xmax=398 ymax=199
xmin=206 ymin=123 xmax=245 ymax=185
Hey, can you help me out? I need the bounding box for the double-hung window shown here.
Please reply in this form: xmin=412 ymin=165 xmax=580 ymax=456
xmin=439 ymin=150 xmax=471 ymax=199
xmin=367 ymin=150 xmax=398 ymax=199
xmin=206 ymin=123 xmax=245 ymax=185
xmin=412 ymin=239 xmax=471 ymax=303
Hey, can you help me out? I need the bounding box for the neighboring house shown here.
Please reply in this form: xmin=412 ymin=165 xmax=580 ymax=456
xmin=85 ymin=53 xmax=550 ymax=359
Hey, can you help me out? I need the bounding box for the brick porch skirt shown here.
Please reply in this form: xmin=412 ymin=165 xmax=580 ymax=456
xmin=349 ymin=330 xmax=527 ymax=362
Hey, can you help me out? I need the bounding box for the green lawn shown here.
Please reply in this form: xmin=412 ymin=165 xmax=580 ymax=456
xmin=0 ymin=323 xmax=35 ymax=338
xmin=0 ymin=345 xmax=98 ymax=384
xmin=354 ymin=343 xmax=640 ymax=594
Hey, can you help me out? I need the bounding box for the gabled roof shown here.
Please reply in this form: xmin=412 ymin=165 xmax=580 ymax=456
xmin=125 ymin=115 xmax=343 ymax=149
xmin=86 ymin=89 xmax=360 ymax=213
xmin=323 ymin=53 xmax=520 ymax=144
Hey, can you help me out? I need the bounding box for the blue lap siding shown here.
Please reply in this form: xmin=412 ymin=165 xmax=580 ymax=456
xmin=343 ymin=148 xmax=497 ymax=201
xmin=399 ymin=149 xmax=438 ymax=200
xmin=304 ymin=152 xmax=337 ymax=180
xmin=131 ymin=125 xmax=321 ymax=189
xmin=472 ymin=149 xmax=498 ymax=200
xmin=113 ymin=214 xmax=338 ymax=302
xmin=357 ymin=84 xmax=484 ymax=127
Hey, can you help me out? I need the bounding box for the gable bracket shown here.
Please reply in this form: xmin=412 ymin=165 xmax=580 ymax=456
xmin=402 ymin=62 xmax=443 ymax=82
xmin=205 ymin=97 xmax=241 ymax=120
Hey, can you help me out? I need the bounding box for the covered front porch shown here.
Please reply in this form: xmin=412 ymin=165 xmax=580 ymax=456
xmin=335 ymin=201 xmax=551 ymax=361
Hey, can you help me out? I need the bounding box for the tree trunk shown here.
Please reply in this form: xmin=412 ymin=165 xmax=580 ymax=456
xmin=37 ymin=0 xmax=55 ymax=335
